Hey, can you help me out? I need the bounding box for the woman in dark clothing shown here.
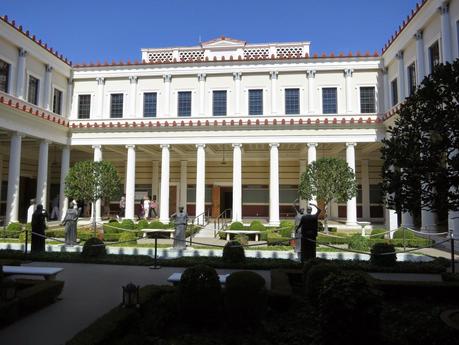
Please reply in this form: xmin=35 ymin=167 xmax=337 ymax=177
xmin=31 ymin=204 xmax=48 ymax=253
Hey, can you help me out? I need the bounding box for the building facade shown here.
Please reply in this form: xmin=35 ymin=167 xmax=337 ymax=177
xmin=0 ymin=0 xmax=458 ymax=232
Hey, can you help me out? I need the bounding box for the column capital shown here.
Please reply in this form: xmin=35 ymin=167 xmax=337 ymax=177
xmin=269 ymin=71 xmax=278 ymax=80
xmin=18 ymin=48 xmax=27 ymax=57
xmin=396 ymin=50 xmax=404 ymax=60
xmin=45 ymin=65 xmax=53 ymax=73
xmin=160 ymin=144 xmax=170 ymax=149
xmin=196 ymin=144 xmax=206 ymax=149
xmin=129 ymin=76 xmax=138 ymax=84
xmin=381 ymin=67 xmax=388 ymax=74
xmin=163 ymin=74 xmax=172 ymax=82
xmin=92 ymin=144 xmax=102 ymax=150
xmin=197 ymin=73 xmax=207 ymax=81
xmin=40 ymin=139 xmax=52 ymax=145
xmin=307 ymin=142 xmax=318 ymax=148
xmin=232 ymin=143 xmax=243 ymax=148
xmin=346 ymin=142 xmax=357 ymax=147
xmin=306 ymin=69 xmax=316 ymax=78
xmin=126 ymin=144 xmax=136 ymax=150
xmin=414 ymin=30 xmax=423 ymax=40
xmin=233 ymin=72 xmax=242 ymax=80
xmin=10 ymin=131 xmax=25 ymax=139
xmin=269 ymin=143 xmax=280 ymax=148
xmin=344 ymin=68 xmax=353 ymax=77
xmin=439 ymin=1 xmax=449 ymax=14
xmin=96 ymin=77 xmax=105 ymax=85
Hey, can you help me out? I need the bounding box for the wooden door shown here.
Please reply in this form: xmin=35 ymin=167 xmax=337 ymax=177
xmin=211 ymin=185 xmax=221 ymax=218
xmin=169 ymin=186 xmax=177 ymax=216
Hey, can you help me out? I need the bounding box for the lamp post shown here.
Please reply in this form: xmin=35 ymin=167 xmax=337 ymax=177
xmin=122 ymin=282 xmax=140 ymax=308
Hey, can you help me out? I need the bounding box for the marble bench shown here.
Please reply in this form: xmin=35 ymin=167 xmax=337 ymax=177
xmin=2 ymin=266 xmax=64 ymax=280
xmin=222 ymin=230 xmax=261 ymax=241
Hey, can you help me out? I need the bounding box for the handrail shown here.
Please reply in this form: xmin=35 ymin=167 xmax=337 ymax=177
xmin=214 ymin=208 xmax=232 ymax=236
xmin=191 ymin=209 xmax=210 ymax=227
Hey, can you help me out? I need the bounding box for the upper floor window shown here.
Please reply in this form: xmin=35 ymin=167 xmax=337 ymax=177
xmin=285 ymin=88 xmax=300 ymax=114
xmin=110 ymin=93 xmax=123 ymax=118
xmin=27 ymin=76 xmax=39 ymax=105
xmin=429 ymin=41 xmax=440 ymax=73
xmin=249 ymin=89 xmax=263 ymax=115
xmin=143 ymin=92 xmax=157 ymax=117
xmin=360 ymin=87 xmax=376 ymax=113
xmin=391 ymin=78 xmax=398 ymax=107
xmin=322 ymin=87 xmax=337 ymax=114
xmin=178 ymin=91 xmax=191 ymax=117
xmin=407 ymin=63 xmax=416 ymax=96
xmin=213 ymin=90 xmax=227 ymax=116
xmin=0 ymin=59 xmax=10 ymax=93
xmin=53 ymin=88 xmax=63 ymax=115
xmin=78 ymin=94 xmax=91 ymax=119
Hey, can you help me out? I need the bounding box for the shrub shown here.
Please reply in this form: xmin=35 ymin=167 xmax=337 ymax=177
xmin=81 ymin=237 xmax=106 ymax=257
xmin=108 ymin=218 xmax=118 ymax=223
xmin=229 ymin=221 xmax=244 ymax=230
xmin=393 ymin=228 xmax=417 ymax=239
xmin=222 ymin=240 xmax=245 ymax=264
xmin=18 ymin=231 xmax=27 ymax=242
xmin=178 ymin=265 xmax=222 ymax=326
xmin=148 ymin=221 xmax=165 ymax=229
xmin=249 ymin=220 xmax=265 ymax=231
xmin=136 ymin=219 xmax=149 ymax=229
xmin=224 ymin=271 xmax=267 ymax=325
xmin=120 ymin=219 xmax=135 ymax=229
xmin=279 ymin=225 xmax=293 ymax=238
xmin=305 ymin=263 xmax=342 ymax=305
xmin=348 ymin=234 xmax=369 ymax=251
xmin=370 ymin=229 xmax=386 ymax=239
xmin=6 ymin=222 xmax=22 ymax=232
xmin=279 ymin=220 xmax=293 ymax=229
xmin=371 ymin=243 xmax=397 ymax=267
xmin=302 ymin=258 xmax=327 ymax=278
xmin=118 ymin=231 xmax=138 ymax=244
xmin=318 ymin=271 xmax=381 ymax=345
xmin=103 ymin=222 xmax=123 ymax=233
xmin=318 ymin=221 xmax=324 ymax=232
xmin=234 ymin=234 xmax=249 ymax=245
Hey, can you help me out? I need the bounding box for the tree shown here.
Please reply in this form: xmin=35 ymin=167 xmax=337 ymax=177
xmin=381 ymin=59 xmax=459 ymax=229
xmin=298 ymin=157 xmax=357 ymax=232
xmin=65 ymin=160 xmax=122 ymax=230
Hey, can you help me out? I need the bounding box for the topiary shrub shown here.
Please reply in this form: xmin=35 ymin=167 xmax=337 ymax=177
xmin=224 ymin=271 xmax=267 ymax=326
xmin=178 ymin=265 xmax=222 ymax=326
xmin=305 ymin=263 xmax=342 ymax=305
xmin=279 ymin=226 xmax=293 ymax=238
xmin=222 ymin=240 xmax=245 ymax=264
xmin=103 ymin=222 xmax=122 ymax=233
xmin=148 ymin=221 xmax=165 ymax=229
xmin=279 ymin=220 xmax=293 ymax=229
xmin=370 ymin=242 xmax=397 ymax=267
xmin=120 ymin=219 xmax=135 ymax=229
xmin=249 ymin=220 xmax=265 ymax=231
xmin=136 ymin=219 xmax=149 ymax=229
xmin=318 ymin=271 xmax=381 ymax=345
xmin=108 ymin=218 xmax=118 ymax=223
xmin=81 ymin=237 xmax=106 ymax=257
xmin=118 ymin=231 xmax=138 ymax=244
xmin=6 ymin=222 xmax=22 ymax=232
xmin=348 ymin=234 xmax=369 ymax=251
xmin=393 ymin=227 xmax=417 ymax=239
xmin=302 ymin=258 xmax=327 ymax=279
xmin=229 ymin=221 xmax=244 ymax=230
xmin=370 ymin=229 xmax=386 ymax=239
xmin=234 ymin=234 xmax=249 ymax=245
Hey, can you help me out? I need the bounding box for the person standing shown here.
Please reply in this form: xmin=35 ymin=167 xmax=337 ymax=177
xmin=137 ymin=198 xmax=145 ymax=220
xmin=119 ymin=195 xmax=126 ymax=220
xmin=171 ymin=206 xmax=188 ymax=250
xmin=50 ymin=195 xmax=60 ymax=220
xmin=62 ymin=202 xmax=81 ymax=246
xmin=31 ymin=204 xmax=48 ymax=253
xmin=143 ymin=195 xmax=151 ymax=220
xmin=27 ymin=198 xmax=36 ymax=224
xmin=150 ymin=195 xmax=158 ymax=218
xmin=295 ymin=203 xmax=321 ymax=262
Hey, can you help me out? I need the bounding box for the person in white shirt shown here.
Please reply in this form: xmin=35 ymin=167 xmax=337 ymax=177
xmin=27 ymin=198 xmax=36 ymax=224
xmin=143 ymin=195 xmax=151 ymax=220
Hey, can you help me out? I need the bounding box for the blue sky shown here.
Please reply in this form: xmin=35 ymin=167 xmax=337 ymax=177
xmin=1 ymin=0 xmax=419 ymax=63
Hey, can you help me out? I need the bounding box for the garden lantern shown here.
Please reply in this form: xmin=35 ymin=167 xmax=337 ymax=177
xmin=122 ymin=282 xmax=139 ymax=308
xmin=0 ymin=277 xmax=17 ymax=302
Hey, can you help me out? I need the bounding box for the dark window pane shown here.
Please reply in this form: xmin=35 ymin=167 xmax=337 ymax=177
xmin=285 ymin=88 xmax=300 ymax=114
xmin=27 ymin=76 xmax=39 ymax=105
xmin=178 ymin=91 xmax=191 ymax=117
xmin=322 ymin=87 xmax=337 ymax=114
xmin=360 ymin=87 xmax=375 ymax=113
xmin=143 ymin=92 xmax=157 ymax=117
xmin=0 ymin=59 xmax=9 ymax=93
xmin=78 ymin=94 xmax=91 ymax=119
xmin=249 ymin=89 xmax=263 ymax=115
xmin=407 ymin=63 xmax=417 ymax=96
xmin=53 ymin=88 xmax=63 ymax=115
xmin=391 ymin=79 xmax=398 ymax=107
xmin=110 ymin=93 xmax=123 ymax=118
xmin=213 ymin=90 xmax=227 ymax=116
xmin=370 ymin=184 xmax=383 ymax=204
xmin=429 ymin=41 xmax=440 ymax=73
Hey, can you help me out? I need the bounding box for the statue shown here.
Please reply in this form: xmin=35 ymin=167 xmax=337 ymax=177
xmin=292 ymin=200 xmax=305 ymax=257
xmin=295 ymin=203 xmax=321 ymax=262
xmin=31 ymin=204 xmax=48 ymax=253
xmin=27 ymin=198 xmax=36 ymax=224
xmin=62 ymin=202 xmax=81 ymax=246
xmin=172 ymin=206 xmax=188 ymax=250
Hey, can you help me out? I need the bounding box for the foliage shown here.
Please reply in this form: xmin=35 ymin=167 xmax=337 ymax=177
xmin=234 ymin=234 xmax=249 ymax=245
xmin=136 ymin=219 xmax=149 ymax=229
xmin=371 ymin=243 xmax=397 ymax=267
xmin=393 ymin=228 xmax=417 ymax=239
xmin=304 ymin=263 xmax=342 ymax=305
xmin=148 ymin=221 xmax=167 ymax=229
xmin=348 ymin=234 xmax=370 ymax=251
xmin=229 ymin=221 xmax=244 ymax=230
xmin=118 ymin=232 xmax=138 ymax=244
xmin=222 ymin=240 xmax=245 ymax=264
xmin=120 ymin=219 xmax=135 ymax=229
xmin=299 ymin=157 xmax=357 ymax=232
xmin=224 ymin=271 xmax=267 ymax=326
xmin=318 ymin=271 xmax=381 ymax=345
xmin=249 ymin=220 xmax=266 ymax=231
xmin=370 ymin=229 xmax=387 ymax=239
xmin=81 ymin=237 xmax=106 ymax=257
xmin=6 ymin=222 xmax=22 ymax=232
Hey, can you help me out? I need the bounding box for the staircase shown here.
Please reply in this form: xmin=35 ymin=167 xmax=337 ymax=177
xmin=194 ymin=222 xmax=217 ymax=238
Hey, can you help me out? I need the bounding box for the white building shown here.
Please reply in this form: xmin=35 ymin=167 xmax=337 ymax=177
xmin=0 ymin=0 xmax=458 ymax=231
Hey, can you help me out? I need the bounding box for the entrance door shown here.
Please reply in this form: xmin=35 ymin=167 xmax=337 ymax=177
xmin=220 ymin=187 xmax=233 ymax=218
xmin=211 ymin=185 xmax=221 ymax=218
xmin=169 ymin=186 xmax=177 ymax=216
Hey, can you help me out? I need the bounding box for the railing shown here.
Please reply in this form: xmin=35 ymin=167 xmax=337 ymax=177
xmin=191 ymin=209 xmax=210 ymax=227
xmin=214 ymin=209 xmax=232 ymax=236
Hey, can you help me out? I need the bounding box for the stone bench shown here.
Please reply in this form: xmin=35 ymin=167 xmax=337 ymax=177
xmin=223 ymin=230 xmax=261 ymax=241
xmin=140 ymin=229 xmax=174 ymax=239
xmin=2 ymin=265 xmax=64 ymax=280
xmin=167 ymin=272 xmax=230 ymax=286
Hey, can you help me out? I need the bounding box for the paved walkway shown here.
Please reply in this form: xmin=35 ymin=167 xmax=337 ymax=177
xmin=0 ymin=262 xmax=271 ymax=345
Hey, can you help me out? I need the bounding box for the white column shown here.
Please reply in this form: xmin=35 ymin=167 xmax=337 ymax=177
xmin=449 ymin=149 xmax=459 ymax=237
xmin=128 ymin=76 xmax=138 ymax=118
xmin=344 ymin=68 xmax=353 ymax=113
xmin=439 ymin=2 xmax=452 ymax=63
xmin=43 ymin=65 xmax=53 ymax=110
xmin=270 ymin=71 xmax=278 ymax=115
xmin=36 ymin=140 xmax=49 ymax=208
xmin=159 ymin=144 xmax=170 ymax=223
xmin=180 ymin=160 xmax=188 ymax=210
xmin=198 ymin=73 xmax=206 ymax=116
xmin=269 ymin=143 xmax=280 ymax=226
xmin=195 ymin=144 xmax=206 ymax=224
xmin=384 ymin=134 xmax=398 ymax=234
xmin=361 ymin=160 xmax=370 ymax=221
xmin=421 ymin=208 xmax=438 ymax=233
xmin=415 ymin=30 xmax=426 ymax=83
xmin=96 ymin=77 xmax=105 ymax=119
xmin=90 ymin=145 xmax=103 ymax=223
xmin=163 ymin=74 xmax=172 ymax=116
xmin=16 ymin=48 xmax=27 ymax=99
xmin=346 ymin=143 xmax=357 ymax=226
xmin=382 ymin=68 xmax=390 ymax=111
xmin=151 ymin=161 xmax=159 ymax=202
xmin=6 ymin=133 xmax=23 ymax=224
xmin=307 ymin=143 xmax=318 ymax=206
xmin=233 ymin=72 xmax=242 ymax=116
xmin=0 ymin=155 xmax=2 ymax=217
xmin=396 ymin=51 xmax=405 ymax=101
xmin=306 ymin=70 xmax=316 ymax=113
xmin=125 ymin=145 xmax=136 ymax=220
xmin=299 ymin=159 xmax=307 ymax=210
xmin=59 ymin=146 xmax=70 ymax=221
xmin=66 ymin=78 xmax=73 ymax=118
xmin=232 ymin=144 xmax=242 ymax=222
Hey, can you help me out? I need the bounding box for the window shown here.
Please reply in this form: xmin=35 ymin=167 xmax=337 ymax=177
xmin=322 ymin=87 xmax=337 ymax=114
xmin=407 ymin=63 xmax=417 ymax=96
xmin=429 ymin=41 xmax=440 ymax=73
xmin=52 ymin=88 xmax=63 ymax=115
xmin=143 ymin=92 xmax=157 ymax=117
xmin=178 ymin=91 xmax=192 ymax=117
xmin=457 ymin=20 xmax=459 ymax=57
xmin=285 ymin=88 xmax=300 ymax=114
xmin=213 ymin=90 xmax=227 ymax=116
xmin=27 ymin=75 xmax=39 ymax=105
xmin=78 ymin=94 xmax=91 ymax=119
xmin=0 ymin=59 xmax=9 ymax=93
xmin=360 ymin=87 xmax=376 ymax=113
xmin=249 ymin=89 xmax=263 ymax=115
xmin=391 ymin=78 xmax=398 ymax=107
xmin=110 ymin=93 xmax=123 ymax=118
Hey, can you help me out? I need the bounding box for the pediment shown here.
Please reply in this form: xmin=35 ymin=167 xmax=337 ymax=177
xmin=201 ymin=36 xmax=246 ymax=50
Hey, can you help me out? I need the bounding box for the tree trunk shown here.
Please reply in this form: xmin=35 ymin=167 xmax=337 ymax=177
xmin=324 ymin=203 xmax=329 ymax=234
xmin=91 ymin=201 xmax=96 ymax=235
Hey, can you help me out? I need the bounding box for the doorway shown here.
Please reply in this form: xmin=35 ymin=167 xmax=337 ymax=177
xmin=220 ymin=187 xmax=232 ymax=219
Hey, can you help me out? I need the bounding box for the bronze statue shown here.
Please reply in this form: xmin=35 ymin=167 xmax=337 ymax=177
xmin=295 ymin=203 xmax=321 ymax=262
